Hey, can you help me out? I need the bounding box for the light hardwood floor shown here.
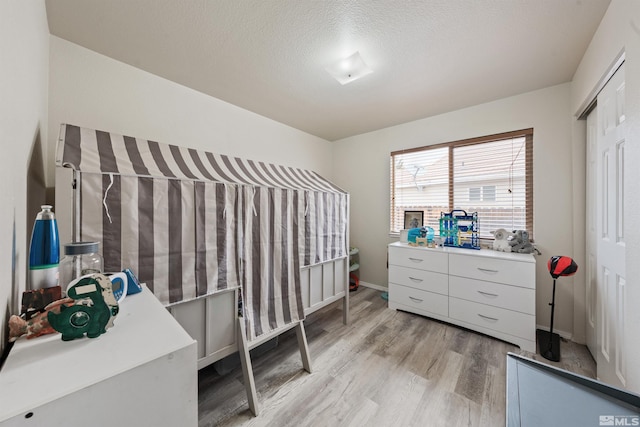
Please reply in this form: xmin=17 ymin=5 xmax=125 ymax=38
xmin=198 ymin=287 xmax=596 ymax=427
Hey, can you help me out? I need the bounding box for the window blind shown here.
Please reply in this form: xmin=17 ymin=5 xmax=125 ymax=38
xmin=390 ymin=129 xmax=533 ymax=240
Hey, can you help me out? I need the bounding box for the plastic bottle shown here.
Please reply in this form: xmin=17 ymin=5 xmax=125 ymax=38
xmin=28 ymin=205 xmax=60 ymax=290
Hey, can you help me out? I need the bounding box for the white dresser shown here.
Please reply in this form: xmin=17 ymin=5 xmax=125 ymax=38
xmin=0 ymin=286 xmax=197 ymax=426
xmin=388 ymin=242 xmax=536 ymax=352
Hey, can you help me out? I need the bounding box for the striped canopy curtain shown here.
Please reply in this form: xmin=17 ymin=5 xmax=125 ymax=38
xmin=56 ymin=124 xmax=348 ymax=340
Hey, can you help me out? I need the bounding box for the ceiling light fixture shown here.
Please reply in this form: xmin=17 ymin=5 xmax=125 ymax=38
xmin=325 ymin=51 xmax=373 ymax=85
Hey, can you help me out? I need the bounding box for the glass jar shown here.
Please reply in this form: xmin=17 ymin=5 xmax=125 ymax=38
xmin=59 ymin=242 xmax=103 ymax=296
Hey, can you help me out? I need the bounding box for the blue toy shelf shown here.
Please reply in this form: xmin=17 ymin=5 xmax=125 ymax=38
xmin=439 ymin=210 xmax=479 ymax=249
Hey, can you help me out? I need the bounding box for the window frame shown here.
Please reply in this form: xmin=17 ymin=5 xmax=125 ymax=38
xmin=390 ymin=128 xmax=534 ymax=240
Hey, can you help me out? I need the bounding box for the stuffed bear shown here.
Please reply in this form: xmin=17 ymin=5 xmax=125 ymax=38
xmin=491 ymin=228 xmax=513 ymax=252
xmin=508 ymin=230 xmax=540 ymax=255
xmin=508 ymin=230 xmax=525 ymax=252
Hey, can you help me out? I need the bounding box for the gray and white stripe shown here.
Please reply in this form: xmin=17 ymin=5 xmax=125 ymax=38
xmin=56 ymin=124 xmax=348 ymax=340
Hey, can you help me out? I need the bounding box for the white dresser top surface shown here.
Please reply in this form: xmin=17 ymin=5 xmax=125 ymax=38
xmin=0 ymin=286 xmax=196 ymax=421
xmin=389 ymin=241 xmax=537 ymax=264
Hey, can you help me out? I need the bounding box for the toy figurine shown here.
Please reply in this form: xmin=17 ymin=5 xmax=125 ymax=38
xmin=8 ymin=297 xmax=74 ymax=341
xmin=9 ymin=274 xmax=120 ymax=342
xmin=48 ymin=273 xmax=119 ymax=341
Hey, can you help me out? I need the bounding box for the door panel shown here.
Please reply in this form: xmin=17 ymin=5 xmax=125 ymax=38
xmin=594 ymin=63 xmax=626 ymax=388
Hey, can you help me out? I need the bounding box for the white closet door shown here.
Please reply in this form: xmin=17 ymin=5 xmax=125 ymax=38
xmin=595 ymin=62 xmax=626 ymax=388
xmin=585 ymin=108 xmax=597 ymax=358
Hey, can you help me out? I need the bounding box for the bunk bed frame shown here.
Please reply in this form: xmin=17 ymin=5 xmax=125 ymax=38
xmin=55 ymin=124 xmax=349 ymax=415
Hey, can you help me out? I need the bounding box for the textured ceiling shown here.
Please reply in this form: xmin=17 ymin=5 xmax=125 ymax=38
xmin=45 ymin=0 xmax=610 ymax=141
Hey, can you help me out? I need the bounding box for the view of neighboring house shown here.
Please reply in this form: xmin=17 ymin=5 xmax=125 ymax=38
xmin=391 ymin=135 xmax=528 ymax=237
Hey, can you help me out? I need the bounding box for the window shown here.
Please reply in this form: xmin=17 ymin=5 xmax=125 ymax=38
xmin=469 ymin=187 xmax=481 ymax=202
xmin=469 ymin=185 xmax=497 ymax=202
xmin=483 ymin=185 xmax=496 ymax=202
xmin=390 ymin=129 xmax=533 ymax=240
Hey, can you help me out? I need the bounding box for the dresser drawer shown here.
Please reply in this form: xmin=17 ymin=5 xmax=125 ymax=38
xmin=449 ymin=297 xmax=534 ymax=340
xmin=389 ymin=265 xmax=448 ymax=295
xmin=388 ymin=246 xmax=448 ymax=273
xmin=449 ymin=276 xmax=535 ymax=315
xmin=389 ymin=283 xmax=448 ymax=317
xmin=449 ymin=253 xmax=535 ymax=288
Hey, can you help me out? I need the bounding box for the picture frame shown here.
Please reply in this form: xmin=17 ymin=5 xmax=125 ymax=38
xmin=404 ymin=210 xmax=424 ymax=229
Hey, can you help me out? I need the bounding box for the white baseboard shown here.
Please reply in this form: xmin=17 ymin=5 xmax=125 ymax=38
xmin=359 ymin=281 xmax=387 ymax=292
xmin=536 ymin=324 xmax=572 ymax=341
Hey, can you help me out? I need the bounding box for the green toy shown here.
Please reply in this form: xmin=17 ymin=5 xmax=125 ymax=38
xmin=48 ymin=274 xmax=119 ymax=341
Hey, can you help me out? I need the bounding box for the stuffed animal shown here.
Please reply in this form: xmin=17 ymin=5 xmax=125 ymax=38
xmin=508 ymin=230 xmax=540 ymax=255
xmin=491 ymin=228 xmax=513 ymax=252
xmin=8 ymin=297 xmax=74 ymax=342
xmin=508 ymin=230 xmax=525 ymax=252
xmin=48 ymin=274 xmax=119 ymax=341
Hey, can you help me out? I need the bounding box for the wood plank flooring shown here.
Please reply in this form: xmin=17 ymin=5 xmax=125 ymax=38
xmin=198 ymin=287 xmax=596 ymax=427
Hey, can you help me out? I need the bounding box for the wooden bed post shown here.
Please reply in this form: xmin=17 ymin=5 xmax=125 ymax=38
xmin=295 ymin=321 xmax=312 ymax=373
xmin=237 ymin=318 xmax=313 ymax=417
xmin=343 ymin=193 xmax=351 ymax=325
xmin=237 ymin=318 xmax=259 ymax=416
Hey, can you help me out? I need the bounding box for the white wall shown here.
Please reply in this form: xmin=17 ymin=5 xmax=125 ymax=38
xmin=571 ymin=0 xmax=640 ymax=392
xmin=47 ymin=36 xmax=334 ymax=182
xmin=0 ymin=1 xmax=50 ymax=354
xmin=48 ymin=36 xmax=334 ymax=242
xmin=332 ymin=83 xmax=578 ymax=340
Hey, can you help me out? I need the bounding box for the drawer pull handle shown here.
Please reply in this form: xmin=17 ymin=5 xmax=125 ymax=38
xmin=477 ymin=267 xmax=499 ymax=274
xmin=409 ymin=296 xmax=424 ymax=303
xmin=408 ymin=257 xmax=424 ymax=263
xmin=477 ymin=314 xmax=499 ymax=322
xmin=409 ymin=277 xmax=423 ymax=283
xmin=477 ymin=291 xmax=499 ymax=298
